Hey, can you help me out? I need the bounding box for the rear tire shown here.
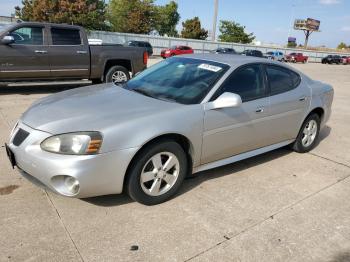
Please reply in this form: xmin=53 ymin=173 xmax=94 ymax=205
xmin=291 ymin=114 xmax=320 ymax=153
xmin=105 ymin=66 xmax=130 ymax=85
xmin=126 ymin=140 xmax=188 ymax=205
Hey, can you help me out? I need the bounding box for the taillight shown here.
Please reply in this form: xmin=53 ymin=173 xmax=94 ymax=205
xmin=143 ymin=51 xmax=148 ymax=65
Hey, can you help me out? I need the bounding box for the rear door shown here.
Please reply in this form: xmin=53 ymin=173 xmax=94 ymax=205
xmin=48 ymin=26 xmax=89 ymax=78
xmin=263 ymin=64 xmax=310 ymax=145
xmin=0 ymin=25 xmax=50 ymax=79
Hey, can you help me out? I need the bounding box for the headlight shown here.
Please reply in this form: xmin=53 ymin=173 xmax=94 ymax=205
xmin=41 ymin=132 xmax=103 ymax=155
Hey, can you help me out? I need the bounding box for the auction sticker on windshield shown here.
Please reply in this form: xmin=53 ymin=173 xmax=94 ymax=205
xmin=198 ymin=64 xmax=222 ymax=72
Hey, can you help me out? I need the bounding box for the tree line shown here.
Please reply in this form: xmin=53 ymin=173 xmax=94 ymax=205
xmin=15 ymin=0 xmax=255 ymax=44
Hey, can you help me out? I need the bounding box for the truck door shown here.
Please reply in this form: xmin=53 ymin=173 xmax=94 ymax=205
xmin=48 ymin=27 xmax=89 ymax=78
xmin=0 ymin=25 xmax=50 ymax=79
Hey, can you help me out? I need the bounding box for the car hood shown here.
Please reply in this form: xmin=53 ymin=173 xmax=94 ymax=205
xmin=21 ymin=84 xmax=182 ymax=134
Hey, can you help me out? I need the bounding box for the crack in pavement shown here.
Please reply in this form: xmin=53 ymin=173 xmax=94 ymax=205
xmin=44 ymin=191 xmax=85 ymax=262
xmin=184 ymin=152 xmax=350 ymax=261
xmin=0 ymin=108 xmax=11 ymax=129
xmin=308 ymin=152 xmax=350 ymax=169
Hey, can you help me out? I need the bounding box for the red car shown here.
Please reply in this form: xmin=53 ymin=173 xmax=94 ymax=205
xmin=161 ymin=45 xmax=194 ymax=58
xmin=342 ymin=56 xmax=350 ymax=65
xmin=285 ymin=53 xmax=308 ymax=63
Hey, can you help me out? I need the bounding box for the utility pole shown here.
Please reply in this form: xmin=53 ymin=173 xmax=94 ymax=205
xmin=212 ymin=0 xmax=218 ymax=41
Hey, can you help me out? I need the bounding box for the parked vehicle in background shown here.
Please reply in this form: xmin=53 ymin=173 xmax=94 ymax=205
xmin=6 ymin=54 xmax=333 ymax=205
xmin=0 ymin=22 xmax=147 ymax=86
xmin=285 ymin=53 xmax=308 ymax=63
xmin=161 ymin=45 xmax=193 ymax=58
xmin=341 ymin=56 xmax=350 ymax=65
xmin=321 ymin=55 xmax=342 ymax=64
xmin=266 ymin=51 xmax=284 ymax=61
xmin=241 ymin=49 xmax=264 ymax=58
xmin=213 ymin=47 xmax=236 ymax=54
xmin=127 ymin=40 xmax=153 ymax=56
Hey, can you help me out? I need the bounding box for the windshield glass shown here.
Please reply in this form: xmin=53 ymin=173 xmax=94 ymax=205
xmin=267 ymin=52 xmax=274 ymax=55
xmin=123 ymin=57 xmax=229 ymax=104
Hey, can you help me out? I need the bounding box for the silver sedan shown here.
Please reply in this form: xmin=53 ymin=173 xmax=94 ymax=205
xmin=6 ymin=54 xmax=334 ymax=205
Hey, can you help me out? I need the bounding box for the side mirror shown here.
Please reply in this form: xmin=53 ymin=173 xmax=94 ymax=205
xmin=206 ymin=92 xmax=242 ymax=110
xmin=1 ymin=35 xmax=15 ymax=45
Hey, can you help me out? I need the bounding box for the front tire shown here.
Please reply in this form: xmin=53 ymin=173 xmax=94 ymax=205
xmin=126 ymin=140 xmax=188 ymax=205
xmin=105 ymin=66 xmax=130 ymax=85
xmin=291 ymin=114 xmax=320 ymax=153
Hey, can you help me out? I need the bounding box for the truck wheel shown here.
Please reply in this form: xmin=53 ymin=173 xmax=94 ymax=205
xmin=105 ymin=66 xmax=130 ymax=85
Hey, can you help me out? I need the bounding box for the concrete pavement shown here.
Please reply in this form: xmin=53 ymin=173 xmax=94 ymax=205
xmin=0 ymin=62 xmax=349 ymax=262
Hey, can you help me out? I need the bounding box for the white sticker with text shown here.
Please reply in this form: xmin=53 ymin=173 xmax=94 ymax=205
xmin=198 ymin=64 xmax=222 ymax=72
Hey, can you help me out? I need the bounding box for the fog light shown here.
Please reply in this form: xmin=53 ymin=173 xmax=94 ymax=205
xmin=64 ymin=176 xmax=80 ymax=195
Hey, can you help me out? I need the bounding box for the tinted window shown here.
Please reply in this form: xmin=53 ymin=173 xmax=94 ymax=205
xmin=214 ymin=64 xmax=265 ymax=102
xmin=9 ymin=27 xmax=43 ymax=45
xmin=124 ymin=57 xmax=229 ymax=105
xmin=51 ymin=28 xmax=81 ymax=45
xmin=266 ymin=65 xmax=299 ymax=96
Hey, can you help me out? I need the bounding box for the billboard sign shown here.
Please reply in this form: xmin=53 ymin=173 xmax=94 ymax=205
xmin=306 ymin=18 xmax=320 ymax=31
xmin=288 ymin=37 xmax=296 ymax=43
xmin=294 ymin=18 xmax=320 ymax=31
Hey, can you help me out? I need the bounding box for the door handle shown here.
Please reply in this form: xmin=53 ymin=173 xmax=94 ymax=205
xmin=299 ymin=96 xmax=307 ymax=101
xmin=77 ymin=51 xmax=87 ymax=54
xmin=255 ymin=107 xmax=264 ymax=113
xmin=35 ymin=50 xmax=47 ymax=54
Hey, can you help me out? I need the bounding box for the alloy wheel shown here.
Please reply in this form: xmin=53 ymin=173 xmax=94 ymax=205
xmin=302 ymin=119 xmax=318 ymax=147
xmin=140 ymin=152 xmax=180 ymax=196
xmin=111 ymin=71 xmax=128 ymax=84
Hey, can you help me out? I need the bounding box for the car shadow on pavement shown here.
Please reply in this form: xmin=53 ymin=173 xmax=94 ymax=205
xmin=329 ymin=251 xmax=350 ymax=262
xmin=83 ymin=125 xmax=332 ymax=207
xmin=0 ymin=85 xmax=87 ymax=95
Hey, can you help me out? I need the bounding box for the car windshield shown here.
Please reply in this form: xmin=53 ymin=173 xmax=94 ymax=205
xmin=123 ymin=57 xmax=229 ymax=105
xmin=267 ymin=52 xmax=274 ymax=55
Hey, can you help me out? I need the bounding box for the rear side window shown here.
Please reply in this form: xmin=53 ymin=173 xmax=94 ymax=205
xmin=214 ymin=64 xmax=265 ymax=102
xmin=266 ymin=65 xmax=300 ymax=96
xmin=51 ymin=28 xmax=82 ymax=45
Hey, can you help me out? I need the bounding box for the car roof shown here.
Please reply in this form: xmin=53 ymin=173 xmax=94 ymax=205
xmin=181 ymin=53 xmax=301 ymax=72
xmin=5 ymin=21 xmax=83 ymax=30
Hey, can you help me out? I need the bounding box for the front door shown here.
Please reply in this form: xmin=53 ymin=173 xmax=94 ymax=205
xmin=0 ymin=25 xmax=50 ymax=80
xmin=48 ymin=27 xmax=89 ymax=78
xmin=201 ymin=64 xmax=270 ymax=164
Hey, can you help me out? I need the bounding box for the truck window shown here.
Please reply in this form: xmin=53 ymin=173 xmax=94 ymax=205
xmin=9 ymin=26 xmax=43 ymax=45
xmin=51 ymin=28 xmax=82 ymax=45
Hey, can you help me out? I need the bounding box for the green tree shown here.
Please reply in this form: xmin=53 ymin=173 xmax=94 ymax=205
xmin=337 ymin=42 xmax=348 ymax=49
xmin=15 ymin=0 xmax=108 ymax=30
xmin=155 ymin=1 xmax=179 ymax=37
xmin=287 ymin=42 xmax=297 ymax=48
xmin=218 ymin=20 xmax=255 ymax=44
xmin=181 ymin=17 xmax=208 ymax=40
xmin=108 ymin=0 xmax=155 ymax=34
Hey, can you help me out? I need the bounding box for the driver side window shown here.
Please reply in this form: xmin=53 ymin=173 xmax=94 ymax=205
xmin=212 ymin=64 xmax=265 ymax=102
xmin=9 ymin=27 xmax=43 ymax=45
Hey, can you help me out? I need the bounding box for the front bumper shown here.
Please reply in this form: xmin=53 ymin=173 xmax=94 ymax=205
xmin=8 ymin=122 xmax=138 ymax=198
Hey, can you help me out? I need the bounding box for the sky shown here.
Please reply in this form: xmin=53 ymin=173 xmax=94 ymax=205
xmin=1 ymin=0 xmax=349 ymax=47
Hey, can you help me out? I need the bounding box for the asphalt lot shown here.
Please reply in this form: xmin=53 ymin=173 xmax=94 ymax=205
xmin=1 ymin=59 xmax=350 ymax=262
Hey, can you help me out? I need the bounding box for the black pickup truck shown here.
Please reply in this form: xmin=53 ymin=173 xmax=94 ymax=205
xmin=0 ymin=22 xmax=147 ymax=86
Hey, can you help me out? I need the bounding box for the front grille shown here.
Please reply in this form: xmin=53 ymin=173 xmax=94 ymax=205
xmin=12 ymin=128 xmax=30 ymax=146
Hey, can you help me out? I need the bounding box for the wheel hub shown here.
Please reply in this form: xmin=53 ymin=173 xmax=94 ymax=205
xmin=140 ymin=152 xmax=180 ymax=196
